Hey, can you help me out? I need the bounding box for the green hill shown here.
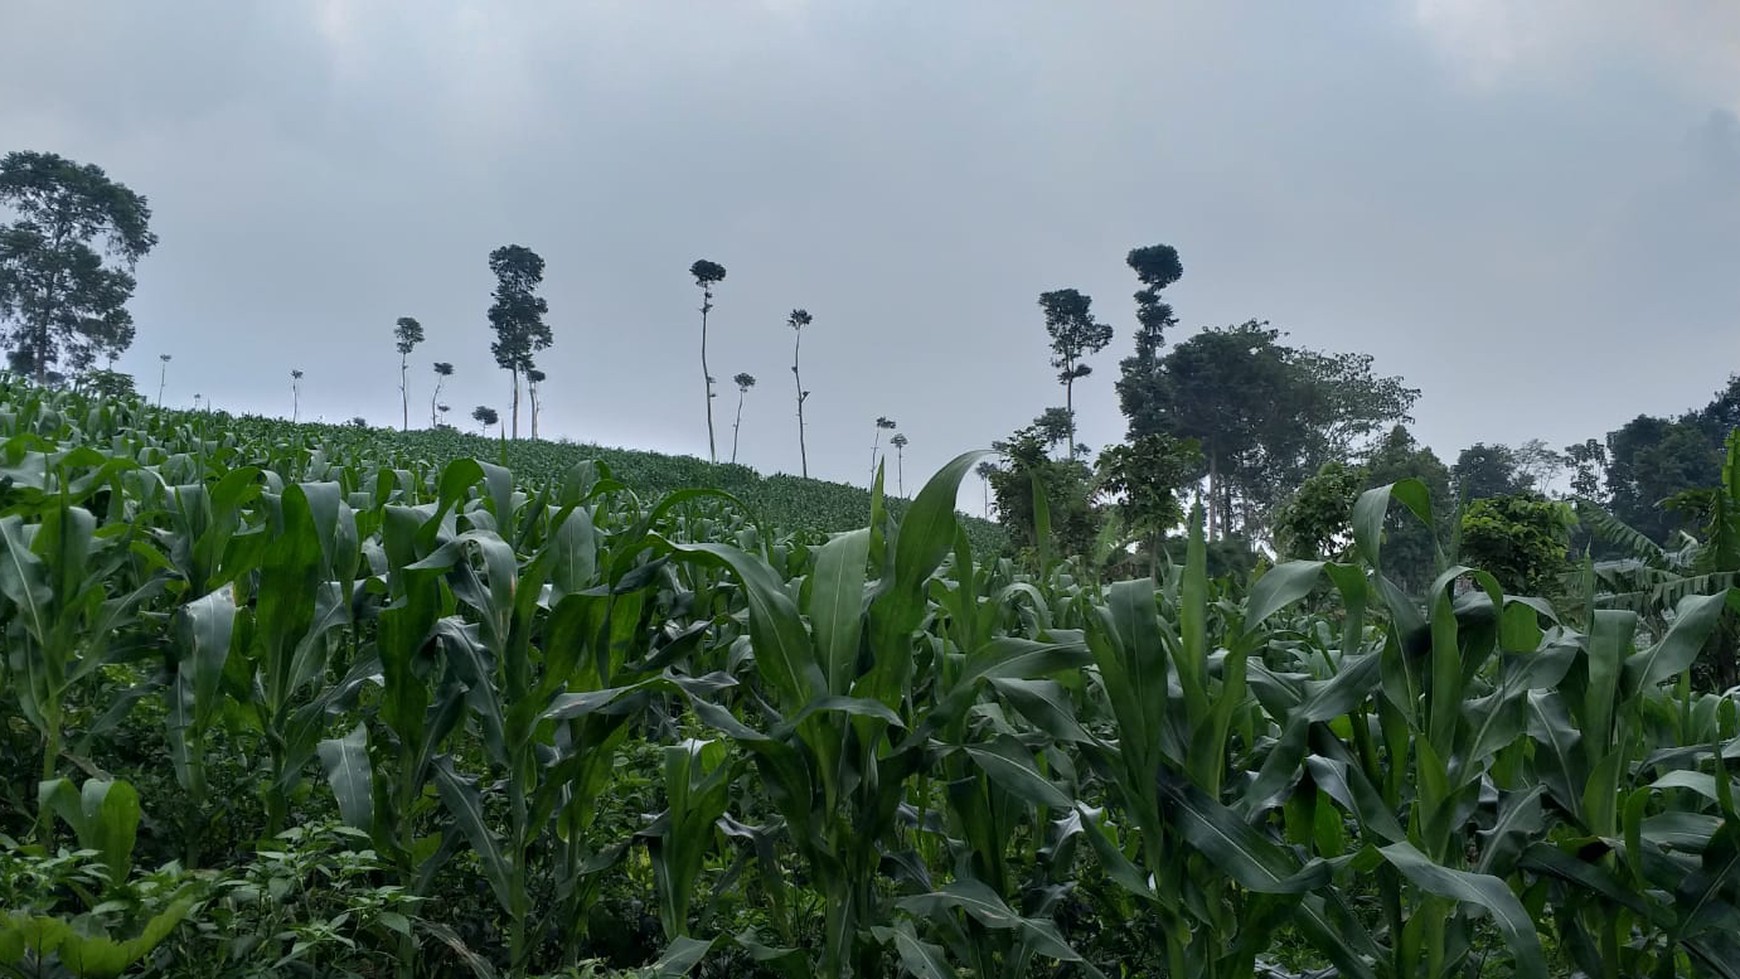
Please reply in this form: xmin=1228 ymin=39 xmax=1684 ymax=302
xmin=203 ymin=412 xmax=1008 ymax=554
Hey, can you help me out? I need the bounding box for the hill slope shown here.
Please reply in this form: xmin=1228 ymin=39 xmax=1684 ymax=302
xmin=213 ymin=413 xmax=1009 ymax=553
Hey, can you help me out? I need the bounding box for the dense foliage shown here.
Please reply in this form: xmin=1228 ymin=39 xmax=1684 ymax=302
xmin=5 ymin=380 xmax=1740 ymax=979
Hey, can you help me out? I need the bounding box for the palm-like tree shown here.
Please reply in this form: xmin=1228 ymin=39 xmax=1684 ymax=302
xmin=870 ymin=416 xmax=897 ymax=485
xmin=527 ymin=367 xmax=546 ymax=440
xmin=890 ymin=433 xmax=908 ymax=496
xmin=431 ymin=362 xmax=454 ymax=427
xmin=290 ymin=369 xmax=304 ymax=423
xmin=691 ymin=259 xmax=727 ymax=462
xmin=394 ymin=316 xmax=424 ymax=431
xmin=472 ymin=404 xmax=498 ymax=436
xmin=731 ymin=372 xmax=756 ymax=464
xmin=789 ymin=309 xmax=813 ymax=477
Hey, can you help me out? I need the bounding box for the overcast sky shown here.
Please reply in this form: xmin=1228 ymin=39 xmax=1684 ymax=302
xmin=4 ymin=1 xmax=1738 ymax=496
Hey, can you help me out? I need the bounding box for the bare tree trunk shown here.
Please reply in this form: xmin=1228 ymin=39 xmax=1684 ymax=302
xmin=793 ymin=330 xmax=808 ymax=478
xmin=870 ymin=429 xmax=882 ymax=486
xmin=510 ymin=371 xmax=520 ymax=440
xmin=400 ymin=354 xmax=409 ymax=431
xmin=732 ymin=390 xmax=746 ymax=464
xmin=896 ymin=447 xmax=904 ymax=496
xmin=1207 ymin=450 xmax=1219 ymax=541
xmin=529 ymin=385 xmax=539 ymax=440
xmin=701 ymin=290 xmax=716 ymax=462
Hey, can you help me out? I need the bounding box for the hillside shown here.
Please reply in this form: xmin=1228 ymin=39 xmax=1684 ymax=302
xmin=204 ymin=412 xmax=1010 ymax=554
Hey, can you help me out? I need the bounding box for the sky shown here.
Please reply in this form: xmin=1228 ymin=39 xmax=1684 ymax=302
xmin=3 ymin=0 xmax=1738 ymax=499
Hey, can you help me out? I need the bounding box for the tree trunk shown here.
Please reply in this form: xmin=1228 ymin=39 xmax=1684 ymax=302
xmin=529 ymin=385 xmax=539 ymax=440
xmin=1065 ymin=369 xmax=1075 ymax=461
xmin=510 ymin=370 xmax=520 ymax=440
xmin=400 ymin=355 xmax=409 ymax=431
xmin=794 ymin=330 xmax=808 ymax=478
xmin=701 ymin=293 xmax=716 ymax=462
xmin=1207 ymin=450 xmax=1219 ymax=541
xmin=732 ymin=391 xmax=746 ymax=464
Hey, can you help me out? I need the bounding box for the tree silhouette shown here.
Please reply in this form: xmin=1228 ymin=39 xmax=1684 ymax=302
xmin=690 ymin=259 xmax=727 ymax=462
xmin=290 ymin=369 xmax=304 ymax=423
xmin=1038 ymin=288 xmax=1113 ymax=460
xmin=430 ymin=362 xmax=454 ymax=427
xmin=394 ymin=316 xmax=424 ymax=431
xmin=1116 ymin=243 xmax=1184 ymax=442
xmin=527 ymin=367 xmax=545 ymax=440
xmin=890 ymin=433 xmax=909 ymax=496
xmin=0 ymin=151 xmax=157 ymax=382
xmin=731 ymin=372 xmax=756 ymax=464
xmin=487 ymin=245 xmax=551 ymax=439
xmin=156 ymin=353 xmax=170 ymax=407
xmin=472 ymin=404 xmax=498 ymax=435
xmin=789 ymin=309 xmax=813 ymax=477
xmin=870 ymin=416 xmax=897 ymax=485
xmin=1033 ymin=407 xmax=1074 ymax=457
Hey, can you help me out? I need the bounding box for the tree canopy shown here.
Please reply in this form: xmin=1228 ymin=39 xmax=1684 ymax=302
xmin=1121 ymin=319 xmax=1418 ymax=539
xmin=0 ymin=151 xmax=157 ymax=381
xmin=487 ymin=245 xmax=551 ymax=439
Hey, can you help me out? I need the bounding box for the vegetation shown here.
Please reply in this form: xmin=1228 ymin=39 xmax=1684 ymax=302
xmin=9 ymin=150 xmax=1740 ymax=979
xmin=487 ymin=245 xmax=551 ymax=441
xmin=0 ymin=151 xmax=156 ymax=383
xmin=690 ymin=260 xmax=726 ymax=463
xmin=4 ymin=380 xmax=1740 ymax=979
xmin=730 ymin=373 xmax=755 ymax=465
xmin=394 ymin=317 xmax=424 ymax=432
xmin=1038 ymin=288 xmax=1112 ymax=461
xmin=787 ymin=308 xmax=812 ymax=478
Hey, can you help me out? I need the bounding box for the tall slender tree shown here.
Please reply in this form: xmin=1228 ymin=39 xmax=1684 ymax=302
xmin=156 ymin=353 xmax=170 ymax=406
xmin=487 ymin=245 xmax=551 ymax=440
xmin=393 ymin=316 xmax=424 ymax=431
xmin=526 ymin=367 xmax=545 ymax=440
xmin=1038 ymin=288 xmax=1113 ymax=459
xmin=690 ymin=260 xmax=727 ymax=461
xmin=430 ymin=361 xmax=454 ymax=427
xmin=0 ymin=151 xmax=158 ymax=382
xmin=290 ymin=368 xmax=303 ymax=423
xmin=789 ymin=308 xmax=814 ymax=477
xmin=890 ymin=433 xmax=909 ymax=496
xmin=1115 ymin=243 xmax=1185 ymax=441
xmin=731 ymin=372 xmax=756 ymax=464
xmin=870 ymin=415 xmax=897 ymax=484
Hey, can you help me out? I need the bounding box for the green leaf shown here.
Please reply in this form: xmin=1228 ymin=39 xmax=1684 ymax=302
xmin=651 ymin=935 xmax=714 ymax=976
xmin=317 ymin=722 xmax=374 ymax=831
xmin=811 ymin=528 xmax=869 ymax=696
xmin=1352 ymin=479 xmax=1433 ymax=568
xmin=432 ymin=757 xmax=514 ymax=914
xmin=872 ymin=921 xmax=954 ymax=979
xmin=1246 ymin=561 xmax=1327 ymax=632
xmin=662 ymin=540 xmax=821 ymax=708
xmin=1159 ymin=773 xmax=1330 ymax=894
xmin=1625 ymin=591 xmax=1730 ymax=692
xmin=962 ymin=736 xmax=1073 ymax=809
xmin=1378 ymin=841 xmax=1547 ymax=978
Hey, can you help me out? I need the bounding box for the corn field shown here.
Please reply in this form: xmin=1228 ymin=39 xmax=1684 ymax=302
xmin=2 ymin=379 xmax=1739 ymax=979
